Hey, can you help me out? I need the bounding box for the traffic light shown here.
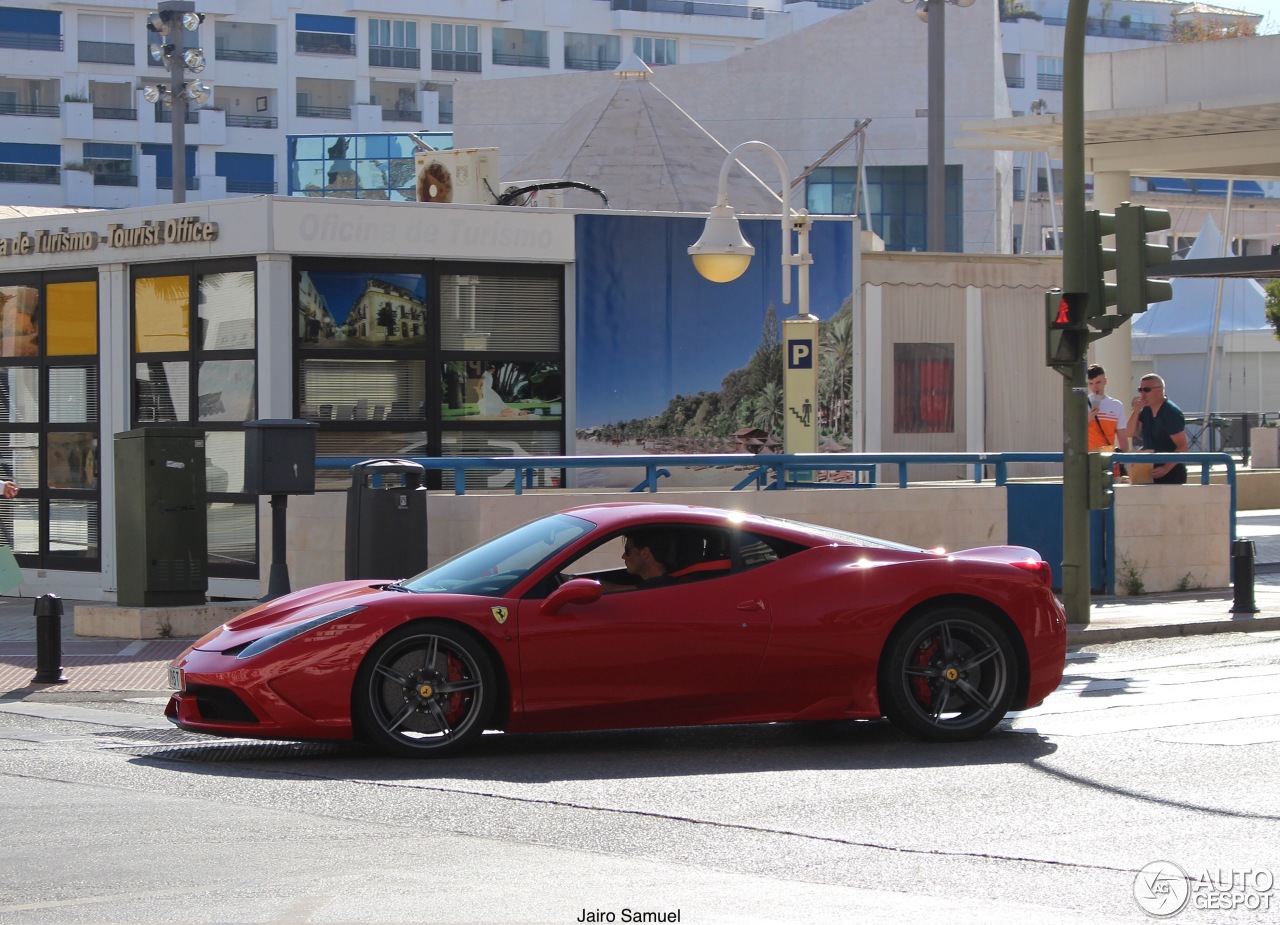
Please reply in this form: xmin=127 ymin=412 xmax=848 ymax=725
xmin=1083 ymin=210 xmax=1117 ymax=321
xmin=1114 ymin=202 xmax=1173 ymax=316
xmin=1048 ymin=289 xmax=1086 ymax=330
xmin=1046 ymin=289 xmax=1086 ymax=370
xmin=1087 ymin=451 xmax=1114 ymax=510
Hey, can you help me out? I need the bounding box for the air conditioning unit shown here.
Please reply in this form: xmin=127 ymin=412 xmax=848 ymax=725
xmin=414 ymin=147 xmax=498 ymax=204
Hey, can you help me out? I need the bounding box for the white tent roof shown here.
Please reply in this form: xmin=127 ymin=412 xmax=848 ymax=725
xmin=1131 ymin=214 xmax=1276 ymax=356
xmin=500 ymin=68 xmax=782 ymax=214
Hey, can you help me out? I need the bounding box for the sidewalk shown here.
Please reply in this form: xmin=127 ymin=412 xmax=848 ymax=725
xmin=2 ymin=511 xmax=1278 ymax=696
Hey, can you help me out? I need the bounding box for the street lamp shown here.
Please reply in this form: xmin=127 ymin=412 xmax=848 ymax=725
xmin=143 ymin=1 xmax=206 ymax=204
xmin=899 ymin=0 xmax=976 ymax=252
xmin=688 ymin=141 xmax=819 ymax=456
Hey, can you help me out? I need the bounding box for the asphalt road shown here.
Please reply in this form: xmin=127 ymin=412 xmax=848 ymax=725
xmin=1 ymin=632 xmax=1278 ymax=925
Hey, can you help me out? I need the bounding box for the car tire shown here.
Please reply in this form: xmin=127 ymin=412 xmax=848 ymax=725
xmin=878 ymin=606 xmax=1018 ymax=742
xmin=354 ymin=622 xmax=496 ymax=758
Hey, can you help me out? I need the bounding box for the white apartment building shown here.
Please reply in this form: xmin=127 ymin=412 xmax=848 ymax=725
xmin=0 ymin=0 xmax=852 ymax=210
xmin=0 ymin=0 xmax=1275 ymax=256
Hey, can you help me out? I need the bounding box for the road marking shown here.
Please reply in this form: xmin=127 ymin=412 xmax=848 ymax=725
xmin=0 ymin=702 xmax=172 ymax=729
xmin=0 ymin=886 xmax=194 ymax=914
xmin=1157 ymin=724 xmax=1280 ymax=746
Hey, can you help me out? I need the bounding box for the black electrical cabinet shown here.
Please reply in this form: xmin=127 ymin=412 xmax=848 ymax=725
xmin=244 ymin=419 xmax=319 ymax=495
xmin=114 ymin=428 xmax=207 ymax=607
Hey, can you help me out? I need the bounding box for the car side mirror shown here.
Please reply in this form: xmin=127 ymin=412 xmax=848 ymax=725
xmin=541 ymin=577 xmax=602 ymax=615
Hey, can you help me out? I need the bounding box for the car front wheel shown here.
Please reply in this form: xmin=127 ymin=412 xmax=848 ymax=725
xmin=354 ymin=622 xmax=496 ymax=758
xmin=878 ymin=607 xmax=1017 ymax=742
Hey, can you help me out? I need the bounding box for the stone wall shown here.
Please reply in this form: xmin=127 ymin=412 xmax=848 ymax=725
xmin=1112 ymin=484 xmax=1232 ymax=595
xmin=266 ymin=482 xmax=1228 ymax=597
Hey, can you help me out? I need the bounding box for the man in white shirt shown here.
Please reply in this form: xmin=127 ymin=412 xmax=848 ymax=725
xmin=1087 ymin=365 xmax=1128 ymax=453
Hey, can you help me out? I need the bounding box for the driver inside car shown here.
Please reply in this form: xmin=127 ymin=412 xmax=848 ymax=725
xmin=599 ymin=529 xmax=677 ymax=592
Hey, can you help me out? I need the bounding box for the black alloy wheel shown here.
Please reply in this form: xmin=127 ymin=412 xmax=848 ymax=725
xmin=878 ymin=606 xmax=1017 ymax=742
xmin=354 ymin=622 xmax=496 ymax=757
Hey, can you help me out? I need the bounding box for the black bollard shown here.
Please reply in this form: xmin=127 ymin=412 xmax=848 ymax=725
xmin=32 ymin=593 xmax=68 ymax=684
xmin=1231 ymin=539 xmax=1260 ymax=615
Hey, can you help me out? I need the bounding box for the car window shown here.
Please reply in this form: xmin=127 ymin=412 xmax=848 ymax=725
xmin=553 ymin=525 xmax=737 ymax=594
xmin=401 ymin=513 xmax=594 ymax=596
xmin=735 ymin=530 xmax=806 ymax=569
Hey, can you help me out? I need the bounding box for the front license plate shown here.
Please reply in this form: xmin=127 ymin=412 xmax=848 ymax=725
xmin=167 ymin=666 xmax=185 ymax=692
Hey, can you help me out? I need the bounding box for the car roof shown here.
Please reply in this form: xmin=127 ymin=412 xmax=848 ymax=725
xmin=555 ymin=501 xmax=926 ymax=552
xmin=558 ymin=501 xmax=831 ymax=544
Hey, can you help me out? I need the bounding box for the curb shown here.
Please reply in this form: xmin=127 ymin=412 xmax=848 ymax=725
xmin=1069 ymin=614 xmax=1280 ymax=645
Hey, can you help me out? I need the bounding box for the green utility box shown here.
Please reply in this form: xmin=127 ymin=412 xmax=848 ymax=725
xmin=114 ymin=427 xmax=208 ymax=607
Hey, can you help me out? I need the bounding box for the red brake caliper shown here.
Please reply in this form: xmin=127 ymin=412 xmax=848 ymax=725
xmin=910 ymin=638 xmax=939 ymax=706
xmin=442 ymin=653 xmax=469 ymax=724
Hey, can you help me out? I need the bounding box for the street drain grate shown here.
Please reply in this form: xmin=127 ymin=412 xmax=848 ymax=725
xmin=121 ymin=740 xmax=351 ymax=762
xmin=101 ymin=727 xmax=212 ymax=744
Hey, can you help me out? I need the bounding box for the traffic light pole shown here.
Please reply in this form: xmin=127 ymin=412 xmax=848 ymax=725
xmin=1061 ymin=0 xmax=1090 ymax=625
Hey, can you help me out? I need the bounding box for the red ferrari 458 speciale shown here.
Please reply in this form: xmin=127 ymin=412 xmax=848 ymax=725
xmin=167 ymin=502 xmax=1066 ymax=757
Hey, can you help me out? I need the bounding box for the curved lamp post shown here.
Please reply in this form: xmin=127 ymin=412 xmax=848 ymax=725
xmin=688 ymin=141 xmax=819 ymax=457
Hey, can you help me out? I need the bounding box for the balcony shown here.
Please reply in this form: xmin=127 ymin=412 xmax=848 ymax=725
xmin=492 ymin=52 xmax=548 ymax=68
xmin=296 ymin=33 xmax=356 ymax=56
xmin=78 ymin=41 xmax=133 ymax=65
xmin=1041 ymin=16 xmax=1173 ymax=42
xmin=609 ymin=0 xmax=759 ymax=18
xmin=382 ymin=108 xmax=423 ymax=123
xmin=93 ymin=107 xmax=137 ymax=121
xmin=226 ymin=114 xmax=278 ymax=129
xmin=0 ymin=102 xmax=59 ymax=118
xmin=0 ymin=164 xmax=60 ymax=184
xmin=93 ymin=173 xmax=138 ymax=187
xmin=297 ymin=104 xmax=352 ymax=119
xmin=432 ymin=50 xmax=480 ymax=73
xmin=370 ymin=46 xmax=420 ymax=69
xmin=156 ymin=110 xmax=200 ymax=124
xmin=0 ymin=32 xmax=62 ymax=51
xmin=1005 ymin=75 xmax=1024 ymax=89
xmin=215 ymin=47 xmax=278 ymax=64
xmin=565 ymin=55 xmax=622 ymax=71
xmin=225 ymin=179 xmax=278 ymax=194
xmin=1037 ymin=74 xmax=1064 ymax=91
xmin=156 ymin=176 xmax=201 ymax=190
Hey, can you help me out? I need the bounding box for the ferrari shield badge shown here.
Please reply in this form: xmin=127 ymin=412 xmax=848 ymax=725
xmin=491 ymin=606 xmax=509 ymax=625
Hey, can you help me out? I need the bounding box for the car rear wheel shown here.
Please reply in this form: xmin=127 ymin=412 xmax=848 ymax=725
xmin=354 ymin=622 xmax=495 ymax=758
xmin=878 ymin=607 xmax=1017 ymax=742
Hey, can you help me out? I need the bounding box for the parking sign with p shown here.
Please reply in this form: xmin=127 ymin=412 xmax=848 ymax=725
xmin=788 ymin=340 xmax=813 ymax=369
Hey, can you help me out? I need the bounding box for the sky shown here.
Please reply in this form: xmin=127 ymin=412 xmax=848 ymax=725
xmin=1224 ymin=0 xmax=1280 ymax=32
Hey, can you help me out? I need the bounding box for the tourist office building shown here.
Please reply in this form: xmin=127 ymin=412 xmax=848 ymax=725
xmin=0 ymin=196 xmax=582 ymax=601
xmin=0 ymin=193 xmax=861 ymax=602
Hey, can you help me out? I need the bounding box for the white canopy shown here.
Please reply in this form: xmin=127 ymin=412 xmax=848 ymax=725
xmin=1131 ymin=215 xmax=1275 ymax=356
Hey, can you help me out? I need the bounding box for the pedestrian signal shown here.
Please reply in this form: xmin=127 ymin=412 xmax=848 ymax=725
xmin=1049 ymin=291 xmax=1086 ymax=331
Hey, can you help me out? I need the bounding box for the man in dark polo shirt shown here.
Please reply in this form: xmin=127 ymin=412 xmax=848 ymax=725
xmin=1127 ymin=374 xmax=1188 ymax=484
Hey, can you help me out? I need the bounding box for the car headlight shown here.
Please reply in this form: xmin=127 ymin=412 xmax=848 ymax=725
xmin=235 ymin=606 xmax=366 ymax=660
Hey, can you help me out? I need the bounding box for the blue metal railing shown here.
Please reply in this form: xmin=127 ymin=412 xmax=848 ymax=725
xmin=316 ymin=449 xmax=1233 ymax=521
xmin=318 ymin=451 xmax=1237 ymax=593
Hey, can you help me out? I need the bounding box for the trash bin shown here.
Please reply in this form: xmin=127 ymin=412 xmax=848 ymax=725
xmin=114 ymin=427 xmax=207 ymax=607
xmin=346 ymin=459 xmax=428 ymax=580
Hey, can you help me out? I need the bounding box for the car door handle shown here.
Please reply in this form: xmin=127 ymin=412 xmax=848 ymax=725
xmin=736 ymin=599 xmax=765 ymax=611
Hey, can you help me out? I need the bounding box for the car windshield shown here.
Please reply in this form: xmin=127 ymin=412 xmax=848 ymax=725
xmin=400 ymin=513 xmax=595 ymax=596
